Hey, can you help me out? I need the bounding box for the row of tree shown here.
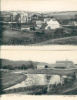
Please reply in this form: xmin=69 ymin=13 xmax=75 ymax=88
xmin=1 ymin=61 xmax=37 ymax=70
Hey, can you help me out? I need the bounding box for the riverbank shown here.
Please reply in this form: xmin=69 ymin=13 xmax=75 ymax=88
xmin=1 ymin=69 xmax=77 ymax=95
xmin=3 ymin=78 xmax=77 ymax=95
xmin=1 ymin=71 xmax=27 ymax=90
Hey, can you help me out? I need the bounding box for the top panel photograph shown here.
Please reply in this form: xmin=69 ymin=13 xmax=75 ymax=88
xmin=1 ymin=0 xmax=77 ymax=45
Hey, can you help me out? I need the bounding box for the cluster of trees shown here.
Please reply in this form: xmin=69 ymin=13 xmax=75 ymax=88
xmin=35 ymin=27 xmax=77 ymax=42
xmin=2 ymin=61 xmax=36 ymax=70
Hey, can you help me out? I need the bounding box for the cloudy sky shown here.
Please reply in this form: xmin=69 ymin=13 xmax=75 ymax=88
xmin=1 ymin=0 xmax=77 ymax=11
xmin=1 ymin=46 xmax=77 ymax=64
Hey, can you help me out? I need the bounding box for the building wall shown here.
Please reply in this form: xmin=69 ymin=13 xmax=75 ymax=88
xmin=55 ymin=61 xmax=75 ymax=69
xmin=37 ymin=64 xmax=46 ymax=69
xmin=20 ymin=13 xmax=29 ymax=23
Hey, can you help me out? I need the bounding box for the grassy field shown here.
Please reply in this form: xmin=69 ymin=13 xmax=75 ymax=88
xmin=1 ymin=29 xmax=35 ymax=45
xmin=1 ymin=71 xmax=27 ymax=89
xmin=24 ymin=68 xmax=77 ymax=75
xmin=34 ymin=36 xmax=77 ymax=45
xmin=1 ymin=28 xmax=77 ymax=45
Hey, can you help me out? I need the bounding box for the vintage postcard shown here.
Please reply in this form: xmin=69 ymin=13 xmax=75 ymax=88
xmin=0 ymin=0 xmax=77 ymax=100
xmin=0 ymin=0 xmax=77 ymax=45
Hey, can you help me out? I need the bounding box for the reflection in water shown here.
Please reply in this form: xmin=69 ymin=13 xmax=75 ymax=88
xmin=25 ymin=74 xmax=47 ymax=86
xmin=49 ymin=75 xmax=61 ymax=84
xmin=25 ymin=74 xmax=61 ymax=86
xmin=5 ymin=74 xmax=62 ymax=90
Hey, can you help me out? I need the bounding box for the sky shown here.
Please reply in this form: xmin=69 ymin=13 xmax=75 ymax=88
xmin=1 ymin=46 xmax=77 ymax=64
xmin=1 ymin=0 xmax=77 ymax=11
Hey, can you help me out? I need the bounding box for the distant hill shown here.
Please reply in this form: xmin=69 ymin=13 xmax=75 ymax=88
xmin=1 ymin=59 xmax=38 ymax=68
xmin=48 ymin=11 xmax=77 ymax=19
xmin=1 ymin=59 xmax=77 ymax=69
xmin=1 ymin=59 xmax=52 ymax=69
xmin=1 ymin=11 xmax=77 ymax=20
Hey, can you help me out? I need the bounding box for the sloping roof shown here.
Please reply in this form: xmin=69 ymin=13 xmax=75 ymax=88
xmin=45 ymin=18 xmax=60 ymax=29
xmin=47 ymin=18 xmax=60 ymax=25
xmin=44 ymin=18 xmax=50 ymax=22
xmin=55 ymin=60 xmax=75 ymax=68
xmin=56 ymin=61 xmax=74 ymax=64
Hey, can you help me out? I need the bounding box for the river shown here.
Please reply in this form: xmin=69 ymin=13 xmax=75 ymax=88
xmin=4 ymin=74 xmax=66 ymax=90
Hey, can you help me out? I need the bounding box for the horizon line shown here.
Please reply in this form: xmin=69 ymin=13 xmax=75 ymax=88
xmin=1 ymin=10 xmax=77 ymax=12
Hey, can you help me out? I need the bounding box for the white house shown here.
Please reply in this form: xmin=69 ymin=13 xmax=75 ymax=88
xmin=45 ymin=18 xmax=60 ymax=30
xmin=37 ymin=63 xmax=49 ymax=69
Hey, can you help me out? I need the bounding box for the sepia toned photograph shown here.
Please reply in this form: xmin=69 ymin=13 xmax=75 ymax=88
xmin=0 ymin=0 xmax=77 ymax=45
xmin=0 ymin=50 xmax=77 ymax=95
xmin=0 ymin=0 xmax=77 ymax=99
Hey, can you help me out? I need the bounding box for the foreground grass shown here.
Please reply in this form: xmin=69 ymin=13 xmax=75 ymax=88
xmin=4 ymin=85 xmax=47 ymax=95
xmin=1 ymin=71 xmax=27 ymax=89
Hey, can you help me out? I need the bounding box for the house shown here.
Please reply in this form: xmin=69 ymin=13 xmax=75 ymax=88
xmin=44 ymin=18 xmax=50 ymax=23
xmin=68 ymin=21 xmax=77 ymax=26
xmin=12 ymin=12 xmax=18 ymax=22
xmin=1 ymin=14 xmax=11 ymax=22
xmin=1 ymin=69 xmax=9 ymax=72
xmin=20 ymin=13 xmax=29 ymax=23
xmin=36 ymin=20 xmax=44 ymax=28
xmin=37 ymin=63 xmax=54 ymax=69
xmin=37 ymin=63 xmax=48 ymax=69
xmin=15 ymin=13 xmax=21 ymax=23
xmin=45 ymin=18 xmax=60 ymax=30
xmin=54 ymin=60 xmax=75 ymax=69
xmin=32 ymin=14 xmax=38 ymax=19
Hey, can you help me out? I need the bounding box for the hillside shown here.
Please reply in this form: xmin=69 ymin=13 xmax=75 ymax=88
xmin=33 ymin=36 xmax=77 ymax=45
xmin=1 ymin=59 xmax=38 ymax=69
xmin=1 ymin=59 xmax=53 ymax=69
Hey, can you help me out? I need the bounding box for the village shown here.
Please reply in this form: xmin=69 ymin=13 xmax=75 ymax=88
xmin=1 ymin=11 xmax=77 ymax=45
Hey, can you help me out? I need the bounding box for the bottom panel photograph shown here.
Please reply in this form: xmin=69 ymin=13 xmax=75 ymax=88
xmin=0 ymin=50 xmax=77 ymax=95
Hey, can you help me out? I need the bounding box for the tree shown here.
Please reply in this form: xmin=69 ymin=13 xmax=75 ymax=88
xmin=54 ymin=28 xmax=64 ymax=38
xmin=29 ymin=61 xmax=35 ymax=69
xmin=45 ymin=65 xmax=48 ymax=68
xmin=21 ymin=64 xmax=26 ymax=70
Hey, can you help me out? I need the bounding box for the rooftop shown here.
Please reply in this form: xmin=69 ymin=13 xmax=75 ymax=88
xmin=56 ymin=60 xmax=74 ymax=64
